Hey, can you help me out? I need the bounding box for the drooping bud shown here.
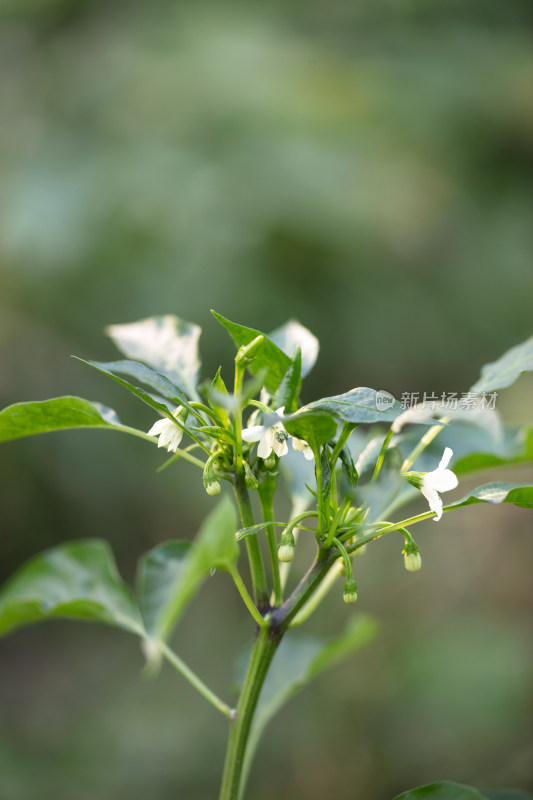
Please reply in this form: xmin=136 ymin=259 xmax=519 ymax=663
xmin=402 ymin=535 xmax=422 ymax=572
xmin=342 ymin=577 xmax=358 ymax=604
xmin=278 ymin=529 xmax=295 ymax=563
xmin=203 ymin=458 xmax=221 ymax=496
xmin=243 ymin=460 xmax=259 ymax=490
xmin=403 ymin=550 xmax=422 ymax=572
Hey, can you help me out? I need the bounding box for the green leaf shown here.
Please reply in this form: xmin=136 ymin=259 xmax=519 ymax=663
xmin=0 ymin=540 xmax=143 ymax=638
xmin=283 ymin=410 xmax=337 ymax=450
xmin=79 ymin=358 xmax=192 ymax=408
xmin=236 ymin=522 xmax=286 ymax=541
xmin=241 ymin=616 xmax=378 ymax=796
xmin=394 ymin=783 xmax=486 ymax=800
xmin=471 ymin=335 xmax=533 ymax=393
xmin=269 ymin=319 xmax=319 ymax=378
xmin=211 ymin=311 xmax=291 ymax=395
xmin=274 ymin=347 xmax=302 ymax=412
xmin=209 ymin=367 xmax=230 ymax=425
xmin=339 ymin=445 xmax=358 ymax=486
xmin=446 ymin=482 xmax=533 ymax=512
xmin=303 ymin=387 xmax=404 ymax=424
xmin=0 ymin=396 xmax=148 ymax=444
xmin=107 ymin=315 xmax=201 ymax=399
xmin=136 ymin=496 xmax=238 ymax=641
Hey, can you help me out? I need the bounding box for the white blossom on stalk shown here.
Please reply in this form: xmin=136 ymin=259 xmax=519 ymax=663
xmin=241 ymin=407 xmax=289 ymax=459
xmin=420 ymin=447 xmax=458 ymax=521
xmin=292 ymin=436 xmax=314 ymax=461
xmin=147 ymin=407 xmax=184 ymax=453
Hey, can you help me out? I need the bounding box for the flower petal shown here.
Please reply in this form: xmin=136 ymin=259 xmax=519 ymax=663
xmin=426 ymin=469 xmax=458 ymax=492
xmin=257 ymin=429 xmax=274 ymax=459
xmin=147 ymin=418 xmax=167 ymax=437
xmin=421 ymin=486 xmax=443 ymax=521
xmin=241 ymin=425 xmax=266 ymax=443
xmin=438 ymin=446 xmax=453 ymax=470
xmin=273 ymin=435 xmax=288 ymax=457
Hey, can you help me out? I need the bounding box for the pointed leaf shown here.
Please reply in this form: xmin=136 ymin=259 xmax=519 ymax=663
xmin=107 ymin=315 xmax=201 ymax=398
xmin=209 ymin=367 xmax=230 ymax=425
xmin=78 ymin=358 xmax=192 ymax=408
xmin=394 ymin=783 xmax=486 ymax=800
xmin=471 ymin=336 xmax=533 ymax=393
xmin=274 ymin=348 xmax=302 ymax=412
xmin=446 ymin=482 xmax=533 ymax=512
xmin=136 ymin=496 xmax=238 ymax=641
xmin=211 ymin=311 xmax=291 ymax=394
xmin=0 ymin=396 xmax=149 ymax=444
xmin=303 ymin=387 xmax=404 ymax=424
xmin=283 ymin=410 xmax=337 ymax=450
xmin=0 ymin=540 xmax=143 ymax=638
xmin=269 ymin=319 xmax=319 ymax=378
xmin=339 ymin=445 xmax=358 ymax=486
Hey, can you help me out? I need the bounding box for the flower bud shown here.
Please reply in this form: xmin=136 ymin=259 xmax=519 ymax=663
xmin=263 ymin=453 xmax=277 ymax=470
xmin=243 ymin=461 xmax=259 ymax=490
xmin=342 ymin=578 xmax=358 ymax=604
xmin=403 ymin=551 xmax=422 ymax=572
xmin=236 ymin=335 xmax=264 ymax=364
xmin=205 ymin=479 xmax=221 ymax=496
xmin=278 ymin=529 xmax=295 ymax=563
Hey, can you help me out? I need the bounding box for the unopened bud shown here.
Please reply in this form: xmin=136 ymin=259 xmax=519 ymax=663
xmin=403 ymin=551 xmax=422 ymax=572
xmin=205 ymin=479 xmax=221 ymax=496
xmin=243 ymin=461 xmax=259 ymax=490
xmin=402 ymin=536 xmax=421 ymax=572
xmin=263 ymin=453 xmax=277 ymax=470
xmin=342 ymin=578 xmax=358 ymax=604
xmin=278 ymin=529 xmax=295 ymax=563
xmin=236 ymin=335 xmax=264 ymax=364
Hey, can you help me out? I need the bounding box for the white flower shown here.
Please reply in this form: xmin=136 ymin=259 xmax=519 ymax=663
xmin=292 ymin=436 xmax=314 ymax=461
xmin=420 ymin=447 xmax=458 ymax=521
xmin=147 ymin=407 xmax=184 ymax=453
xmin=241 ymin=407 xmax=289 ymax=459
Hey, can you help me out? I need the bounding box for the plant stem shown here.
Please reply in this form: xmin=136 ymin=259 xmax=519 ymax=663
xmin=228 ymin=566 xmax=268 ymax=628
xmin=233 ymin=476 xmax=269 ymax=611
xmin=219 ymin=549 xmax=337 ymax=800
xmin=218 ymin=626 xmax=282 ymax=800
xmin=159 ymin=642 xmax=233 ymax=720
xmin=258 ymin=489 xmax=283 ymax=607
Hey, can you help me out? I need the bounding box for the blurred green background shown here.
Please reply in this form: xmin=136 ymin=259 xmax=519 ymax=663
xmin=1 ymin=0 xmax=532 ymax=798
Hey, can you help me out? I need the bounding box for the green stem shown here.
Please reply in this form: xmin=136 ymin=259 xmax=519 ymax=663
xmin=401 ymin=417 xmax=450 ymax=472
xmin=228 ymin=566 xmax=268 ymax=628
xmin=219 ymin=548 xmax=337 ymax=800
xmin=159 ymin=642 xmax=233 ymax=720
xmin=233 ymin=476 xmax=269 ymax=611
xmin=372 ymin=427 xmax=394 ymax=481
xmin=219 ymin=626 xmax=282 ymax=800
xmin=258 ymin=485 xmax=282 ymax=607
